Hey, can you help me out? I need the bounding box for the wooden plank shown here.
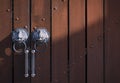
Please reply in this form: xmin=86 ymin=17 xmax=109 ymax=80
xmin=69 ymin=0 xmax=85 ymax=83
xmin=13 ymin=0 xmax=30 ymax=83
xmin=0 ymin=0 xmax=12 ymax=83
xmin=31 ymin=0 xmax=50 ymax=83
xmin=87 ymin=0 xmax=104 ymax=83
xmin=105 ymin=0 xmax=120 ymax=83
xmin=52 ymin=0 xmax=68 ymax=83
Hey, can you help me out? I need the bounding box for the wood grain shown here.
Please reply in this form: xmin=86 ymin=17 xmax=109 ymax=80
xmin=1 ymin=0 xmax=120 ymax=83
xmin=13 ymin=0 xmax=30 ymax=83
xmin=69 ymin=0 xmax=86 ymax=83
xmin=0 ymin=0 xmax=12 ymax=83
xmin=87 ymin=0 xmax=104 ymax=83
xmin=105 ymin=0 xmax=120 ymax=83
xmin=31 ymin=0 xmax=50 ymax=83
xmin=52 ymin=0 xmax=68 ymax=83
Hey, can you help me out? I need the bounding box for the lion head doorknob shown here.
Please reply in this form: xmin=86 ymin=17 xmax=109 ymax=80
xmin=32 ymin=28 xmax=50 ymax=43
xmin=12 ymin=28 xmax=29 ymax=53
xmin=12 ymin=28 xmax=29 ymax=43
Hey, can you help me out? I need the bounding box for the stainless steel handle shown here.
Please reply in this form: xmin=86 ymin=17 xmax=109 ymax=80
xmin=31 ymin=50 xmax=36 ymax=77
xmin=25 ymin=50 xmax=29 ymax=77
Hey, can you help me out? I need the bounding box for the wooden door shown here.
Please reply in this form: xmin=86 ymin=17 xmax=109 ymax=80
xmin=0 ymin=0 xmax=120 ymax=83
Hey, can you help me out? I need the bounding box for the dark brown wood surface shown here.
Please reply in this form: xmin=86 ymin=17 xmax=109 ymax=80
xmin=1 ymin=0 xmax=120 ymax=83
xmin=31 ymin=0 xmax=50 ymax=83
xmin=0 ymin=0 xmax=12 ymax=83
xmin=87 ymin=0 xmax=104 ymax=83
xmin=52 ymin=0 xmax=68 ymax=83
xmin=105 ymin=0 xmax=120 ymax=83
xmin=69 ymin=0 xmax=86 ymax=83
xmin=13 ymin=0 xmax=30 ymax=83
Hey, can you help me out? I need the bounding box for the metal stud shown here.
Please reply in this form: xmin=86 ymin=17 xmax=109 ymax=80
xmin=6 ymin=9 xmax=10 ymax=12
xmin=33 ymin=27 xmax=37 ymax=30
xmin=24 ymin=26 xmax=28 ymax=29
xmin=41 ymin=18 xmax=46 ymax=21
xmin=53 ymin=7 xmax=57 ymax=10
xmin=15 ymin=17 xmax=20 ymax=21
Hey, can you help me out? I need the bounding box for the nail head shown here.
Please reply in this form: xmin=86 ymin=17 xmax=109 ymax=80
xmin=16 ymin=17 xmax=20 ymax=21
xmin=6 ymin=9 xmax=10 ymax=12
xmin=24 ymin=26 xmax=28 ymax=29
xmin=53 ymin=7 xmax=57 ymax=10
xmin=33 ymin=27 xmax=37 ymax=30
xmin=41 ymin=18 xmax=46 ymax=21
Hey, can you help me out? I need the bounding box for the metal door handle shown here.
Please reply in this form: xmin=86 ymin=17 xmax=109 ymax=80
xmin=25 ymin=50 xmax=29 ymax=77
xmin=31 ymin=50 xmax=36 ymax=77
xmin=32 ymin=28 xmax=50 ymax=43
xmin=12 ymin=28 xmax=29 ymax=53
xmin=30 ymin=28 xmax=50 ymax=77
xmin=12 ymin=28 xmax=29 ymax=43
xmin=12 ymin=28 xmax=50 ymax=77
xmin=32 ymin=28 xmax=50 ymax=52
xmin=12 ymin=28 xmax=30 ymax=77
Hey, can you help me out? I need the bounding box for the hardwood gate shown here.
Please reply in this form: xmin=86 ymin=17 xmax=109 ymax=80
xmin=0 ymin=0 xmax=120 ymax=83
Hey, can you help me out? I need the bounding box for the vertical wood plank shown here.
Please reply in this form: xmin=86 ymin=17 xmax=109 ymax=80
xmin=14 ymin=0 xmax=30 ymax=83
xmin=31 ymin=0 xmax=50 ymax=83
xmin=52 ymin=0 xmax=68 ymax=83
xmin=87 ymin=0 xmax=104 ymax=83
xmin=105 ymin=0 xmax=120 ymax=83
xmin=0 ymin=0 xmax=12 ymax=83
xmin=69 ymin=0 xmax=86 ymax=83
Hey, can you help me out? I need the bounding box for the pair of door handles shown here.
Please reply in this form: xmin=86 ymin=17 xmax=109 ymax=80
xmin=12 ymin=28 xmax=50 ymax=77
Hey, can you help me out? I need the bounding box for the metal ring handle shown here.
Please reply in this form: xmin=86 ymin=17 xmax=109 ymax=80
xmin=13 ymin=42 xmax=27 ymax=53
xmin=34 ymin=42 xmax=48 ymax=52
